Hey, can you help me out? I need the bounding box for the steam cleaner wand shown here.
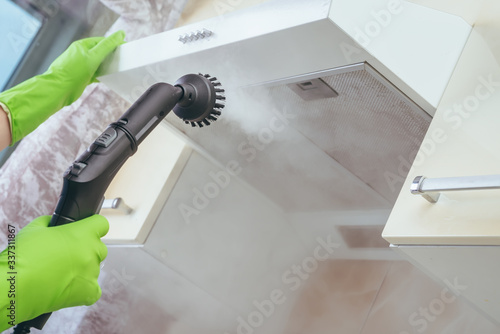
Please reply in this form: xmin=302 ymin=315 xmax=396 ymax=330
xmin=13 ymin=73 xmax=225 ymax=333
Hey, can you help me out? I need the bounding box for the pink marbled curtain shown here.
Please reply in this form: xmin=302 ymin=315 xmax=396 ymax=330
xmin=0 ymin=0 xmax=187 ymax=249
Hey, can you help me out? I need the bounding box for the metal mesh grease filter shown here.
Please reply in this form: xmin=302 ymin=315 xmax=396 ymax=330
xmin=166 ymin=65 xmax=430 ymax=210
xmin=267 ymin=67 xmax=431 ymax=203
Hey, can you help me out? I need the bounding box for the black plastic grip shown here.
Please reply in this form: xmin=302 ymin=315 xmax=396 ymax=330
xmin=49 ymin=83 xmax=183 ymax=227
xmin=49 ymin=129 xmax=134 ymax=226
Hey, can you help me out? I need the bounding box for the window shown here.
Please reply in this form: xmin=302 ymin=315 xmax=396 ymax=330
xmin=0 ymin=0 xmax=43 ymax=90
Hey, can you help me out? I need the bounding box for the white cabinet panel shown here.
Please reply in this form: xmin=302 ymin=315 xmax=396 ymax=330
xmin=398 ymin=245 xmax=500 ymax=324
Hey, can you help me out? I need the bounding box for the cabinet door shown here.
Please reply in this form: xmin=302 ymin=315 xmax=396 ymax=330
xmin=397 ymin=245 xmax=500 ymax=323
xmin=382 ymin=28 xmax=500 ymax=246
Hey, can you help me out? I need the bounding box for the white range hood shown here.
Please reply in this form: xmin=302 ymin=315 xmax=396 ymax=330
xmin=100 ymin=0 xmax=471 ymax=114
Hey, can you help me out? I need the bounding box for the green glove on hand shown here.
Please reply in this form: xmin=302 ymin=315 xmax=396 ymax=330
xmin=0 ymin=30 xmax=125 ymax=144
xmin=0 ymin=215 xmax=109 ymax=330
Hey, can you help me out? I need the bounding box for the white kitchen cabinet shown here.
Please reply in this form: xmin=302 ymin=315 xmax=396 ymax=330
xmin=382 ymin=27 xmax=500 ymax=322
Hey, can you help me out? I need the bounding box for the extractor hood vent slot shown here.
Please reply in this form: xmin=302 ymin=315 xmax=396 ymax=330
xmin=287 ymin=78 xmax=339 ymax=101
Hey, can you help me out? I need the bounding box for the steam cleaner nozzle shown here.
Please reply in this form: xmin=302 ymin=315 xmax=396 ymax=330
xmin=173 ymin=73 xmax=225 ymax=127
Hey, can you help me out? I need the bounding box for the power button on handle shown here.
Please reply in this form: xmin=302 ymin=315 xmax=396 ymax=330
xmin=95 ymin=127 xmax=117 ymax=148
xmin=69 ymin=162 xmax=87 ymax=177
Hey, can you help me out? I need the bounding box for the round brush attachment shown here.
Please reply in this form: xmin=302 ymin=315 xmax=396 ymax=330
xmin=173 ymin=73 xmax=225 ymax=127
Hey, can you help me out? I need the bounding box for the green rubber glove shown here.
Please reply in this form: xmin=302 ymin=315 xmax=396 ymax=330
xmin=0 ymin=30 xmax=125 ymax=144
xmin=0 ymin=215 xmax=109 ymax=330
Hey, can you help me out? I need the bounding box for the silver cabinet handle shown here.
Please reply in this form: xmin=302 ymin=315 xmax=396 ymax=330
xmin=101 ymin=198 xmax=133 ymax=214
xmin=411 ymin=175 xmax=500 ymax=203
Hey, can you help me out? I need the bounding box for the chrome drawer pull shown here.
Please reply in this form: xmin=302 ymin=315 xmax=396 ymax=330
xmin=101 ymin=197 xmax=133 ymax=214
xmin=411 ymin=175 xmax=500 ymax=203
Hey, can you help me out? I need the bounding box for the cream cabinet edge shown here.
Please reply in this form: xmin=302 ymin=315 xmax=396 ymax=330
xmin=382 ymin=28 xmax=500 ymax=245
xmin=101 ymin=122 xmax=192 ymax=245
xmin=380 ymin=27 xmax=500 ymax=325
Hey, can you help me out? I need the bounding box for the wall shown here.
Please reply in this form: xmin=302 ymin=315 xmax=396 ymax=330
xmin=143 ymin=150 xmax=311 ymax=333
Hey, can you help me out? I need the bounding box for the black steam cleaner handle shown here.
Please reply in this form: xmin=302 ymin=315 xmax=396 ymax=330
xmin=12 ymin=82 xmax=183 ymax=333
xmin=50 ymin=82 xmax=184 ymax=226
xmin=13 ymin=74 xmax=225 ymax=333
